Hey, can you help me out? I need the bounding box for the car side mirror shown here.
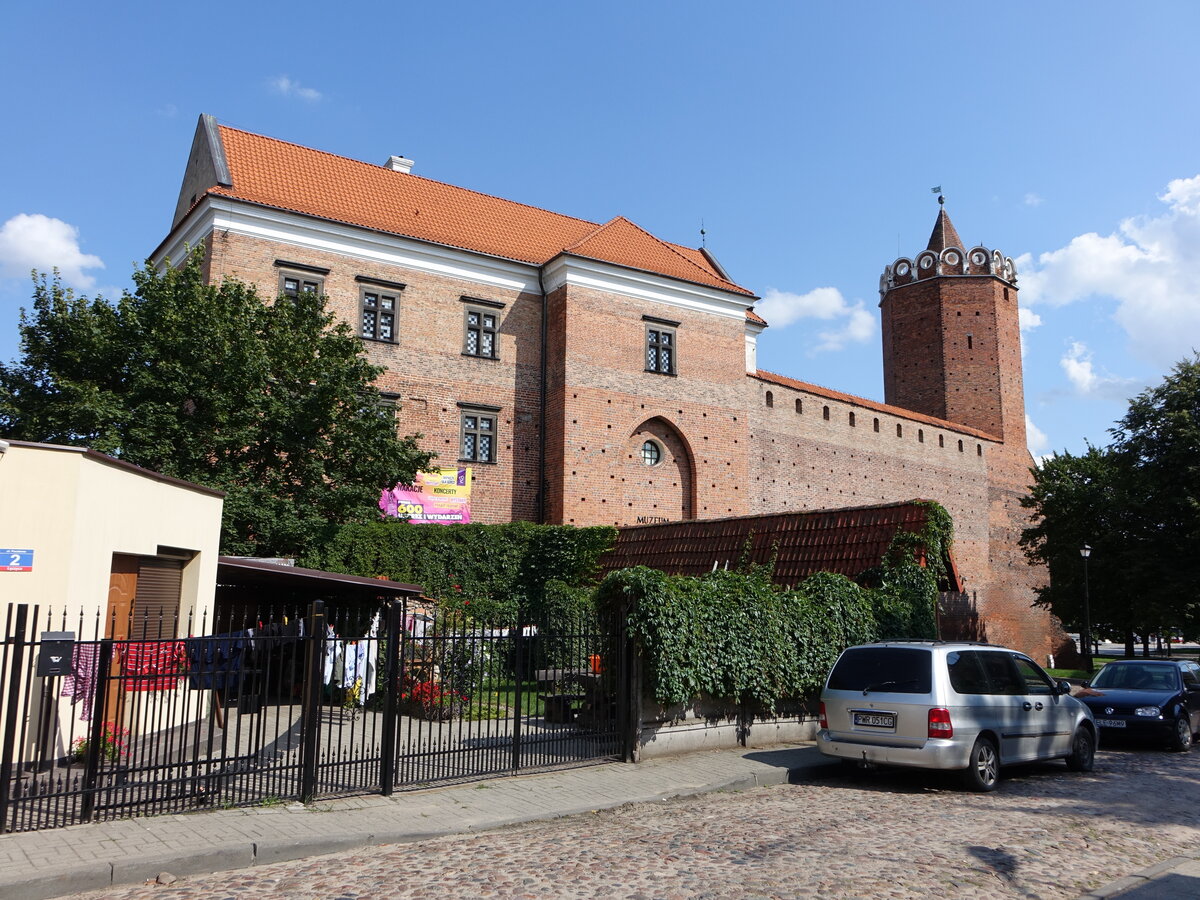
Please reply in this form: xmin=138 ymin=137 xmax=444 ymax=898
xmin=1057 ymin=680 xmax=1073 ymax=695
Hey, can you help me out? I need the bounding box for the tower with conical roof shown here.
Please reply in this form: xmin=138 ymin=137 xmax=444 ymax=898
xmin=878 ymin=205 xmax=1026 ymax=450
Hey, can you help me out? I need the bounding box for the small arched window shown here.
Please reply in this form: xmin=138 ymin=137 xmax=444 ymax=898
xmin=765 ymin=390 xmax=774 ymax=408
xmin=918 ymin=429 xmax=924 ymax=443
xmin=849 ymin=412 xmax=856 ymax=427
xmin=977 ymin=443 xmax=983 ymax=456
xmin=823 ymin=406 xmax=830 ymax=421
xmin=873 ymin=418 xmax=880 ymax=433
xmin=896 ymin=423 xmax=903 ymax=438
xmin=795 ymin=398 xmax=802 ymax=414
xmin=958 ymin=440 xmax=964 ymax=452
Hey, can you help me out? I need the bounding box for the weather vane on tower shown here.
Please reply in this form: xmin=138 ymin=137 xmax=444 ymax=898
xmin=931 ymin=186 xmax=945 ymax=206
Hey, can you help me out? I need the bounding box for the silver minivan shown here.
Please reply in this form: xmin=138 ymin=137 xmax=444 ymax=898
xmin=817 ymin=641 xmax=1096 ymax=791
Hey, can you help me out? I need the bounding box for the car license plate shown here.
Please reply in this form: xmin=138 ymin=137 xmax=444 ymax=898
xmin=1096 ymin=718 xmax=1126 ymax=728
xmin=852 ymin=711 xmax=895 ymax=728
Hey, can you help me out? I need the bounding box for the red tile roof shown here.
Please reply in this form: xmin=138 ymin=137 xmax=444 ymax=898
xmin=205 ymin=125 xmax=754 ymax=297
xmin=751 ymin=370 xmax=999 ymax=440
xmin=599 ymin=500 xmax=962 ymax=590
xmin=745 ymin=307 xmax=768 ymax=326
xmin=926 ymin=208 xmax=965 ymax=252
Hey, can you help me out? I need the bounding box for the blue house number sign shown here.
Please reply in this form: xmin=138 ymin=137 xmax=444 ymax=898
xmin=2 ymin=549 xmax=33 ymax=572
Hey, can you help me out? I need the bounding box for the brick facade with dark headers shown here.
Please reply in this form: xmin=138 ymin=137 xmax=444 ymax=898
xmin=153 ymin=116 xmax=1069 ymax=662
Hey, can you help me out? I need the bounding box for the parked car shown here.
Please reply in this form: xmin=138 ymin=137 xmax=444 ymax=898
xmin=817 ymin=641 xmax=1096 ymax=792
xmin=1075 ymin=659 xmax=1200 ymax=751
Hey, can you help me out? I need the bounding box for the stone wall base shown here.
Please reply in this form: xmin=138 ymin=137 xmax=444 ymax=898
xmin=635 ymin=709 xmax=819 ymax=761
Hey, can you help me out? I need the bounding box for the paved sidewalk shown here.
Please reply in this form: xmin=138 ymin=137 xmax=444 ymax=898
xmin=0 ymin=743 xmax=835 ymax=900
xmin=0 ymin=742 xmax=1194 ymax=900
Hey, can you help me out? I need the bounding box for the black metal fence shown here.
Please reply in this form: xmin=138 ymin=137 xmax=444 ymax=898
xmin=0 ymin=598 xmax=632 ymax=833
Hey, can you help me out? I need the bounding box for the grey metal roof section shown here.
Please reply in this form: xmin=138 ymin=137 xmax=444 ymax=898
xmin=171 ymin=113 xmax=233 ymax=230
xmin=217 ymin=555 xmax=423 ymax=596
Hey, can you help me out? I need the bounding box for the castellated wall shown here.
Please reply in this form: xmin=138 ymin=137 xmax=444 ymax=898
xmin=203 ymin=230 xmax=543 ymax=523
xmin=546 ymin=283 xmax=752 ymax=527
xmin=747 ymin=373 xmax=992 ymax=596
xmin=747 ymin=373 xmax=1068 ymax=663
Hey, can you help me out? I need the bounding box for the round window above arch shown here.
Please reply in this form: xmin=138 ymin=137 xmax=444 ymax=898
xmin=641 ymin=440 xmax=662 ymax=466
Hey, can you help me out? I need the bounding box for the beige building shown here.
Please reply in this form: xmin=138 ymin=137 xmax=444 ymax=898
xmin=0 ymin=439 xmax=224 ymax=755
xmin=0 ymin=439 xmax=223 ymax=620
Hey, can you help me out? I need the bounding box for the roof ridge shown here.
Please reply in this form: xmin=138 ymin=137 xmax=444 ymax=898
xmin=217 ymin=124 xmax=603 ymax=234
xmin=567 ymin=215 xmax=742 ymax=288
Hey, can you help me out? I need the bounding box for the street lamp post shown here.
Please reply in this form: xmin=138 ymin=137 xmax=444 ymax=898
xmin=1080 ymin=544 xmax=1093 ymax=673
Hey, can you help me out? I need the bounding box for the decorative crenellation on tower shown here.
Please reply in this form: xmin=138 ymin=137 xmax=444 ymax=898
xmin=878 ymin=208 xmax=1026 ymax=451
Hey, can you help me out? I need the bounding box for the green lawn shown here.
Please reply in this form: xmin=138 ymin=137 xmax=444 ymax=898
xmin=464 ymin=680 xmax=544 ymax=720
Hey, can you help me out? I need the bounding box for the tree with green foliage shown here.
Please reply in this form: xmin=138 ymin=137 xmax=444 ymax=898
xmin=1022 ymin=354 xmax=1200 ymax=654
xmin=1020 ymin=447 xmax=1146 ymax=652
xmin=1110 ymin=354 xmax=1200 ymax=637
xmin=0 ymin=252 xmax=435 ymax=558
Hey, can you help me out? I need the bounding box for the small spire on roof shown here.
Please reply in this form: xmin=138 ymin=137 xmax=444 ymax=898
xmin=926 ymin=187 xmax=964 ymax=252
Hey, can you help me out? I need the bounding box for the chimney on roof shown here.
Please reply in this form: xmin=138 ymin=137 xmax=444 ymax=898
xmin=384 ymin=155 xmax=414 ymax=174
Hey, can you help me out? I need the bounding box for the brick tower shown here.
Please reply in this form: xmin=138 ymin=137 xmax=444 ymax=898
xmin=877 ymin=202 xmax=1065 ymax=659
xmin=878 ymin=202 xmax=1026 ymax=451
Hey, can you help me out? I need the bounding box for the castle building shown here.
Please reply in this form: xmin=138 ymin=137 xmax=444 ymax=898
xmin=153 ymin=115 xmax=1064 ymax=660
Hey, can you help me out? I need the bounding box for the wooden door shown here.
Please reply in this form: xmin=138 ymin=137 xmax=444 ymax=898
xmin=104 ymin=555 xmax=139 ymax=729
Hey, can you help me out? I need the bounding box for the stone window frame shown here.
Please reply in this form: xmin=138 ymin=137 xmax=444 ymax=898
xmin=458 ymin=402 xmax=501 ymax=464
xmin=643 ymin=315 xmax=680 ymax=376
xmin=356 ymin=276 xmax=406 ymax=344
xmin=461 ymin=296 xmax=504 ymax=360
xmin=275 ymin=259 xmax=329 ymax=299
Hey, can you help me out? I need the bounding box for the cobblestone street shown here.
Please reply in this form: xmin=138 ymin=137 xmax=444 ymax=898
xmin=54 ymin=745 xmax=1200 ymax=900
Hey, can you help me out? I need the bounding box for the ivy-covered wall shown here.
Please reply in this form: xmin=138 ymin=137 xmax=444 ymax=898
xmin=596 ymin=506 xmax=949 ymax=710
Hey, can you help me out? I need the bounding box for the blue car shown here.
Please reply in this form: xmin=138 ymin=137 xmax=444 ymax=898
xmin=1076 ymin=659 xmax=1200 ymax=751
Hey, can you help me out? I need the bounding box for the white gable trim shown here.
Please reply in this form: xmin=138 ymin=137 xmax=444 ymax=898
xmin=155 ymin=198 xmax=755 ymax=318
xmin=541 ymin=255 xmax=753 ymax=320
xmin=155 ymin=198 xmax=543 ymax=295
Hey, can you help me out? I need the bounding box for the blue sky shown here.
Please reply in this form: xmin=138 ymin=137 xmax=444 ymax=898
xmin=2 ymin=2 xmax=1198 ymax=459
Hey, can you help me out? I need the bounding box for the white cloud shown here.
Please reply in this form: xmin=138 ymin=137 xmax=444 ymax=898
xmin=756 ymin=286 xmax=875 ymax=353
xmin=1018 ymin=306 xmax=1042 ymax=333
xmin=270 ymin=75 xmax=322 ymax=102
xmin=1024 ymin=193 xmax=1044 ymax=207
xmin=1060 ymin=341 xmax=1097 ymax=392
xmin=0 ymin=213 xmax=104 ymax=288
xmin=1026 ymin=414 xmax=1049 ymax=459
xmin=1016 ymin=176 xmax=1200 ymax=367
xmin=1058 ymin=340 xmax=1141 ymax=402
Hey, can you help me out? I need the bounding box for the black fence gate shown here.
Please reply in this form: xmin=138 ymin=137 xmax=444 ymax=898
xmin=0 ymin=598 xmax=632 ymax=833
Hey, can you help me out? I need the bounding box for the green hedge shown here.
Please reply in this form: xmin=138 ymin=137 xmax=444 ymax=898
xmin=595 ymin=506 xmax=947 ymax=710
xmin=302 ymin=520 xmax=618 ymax=623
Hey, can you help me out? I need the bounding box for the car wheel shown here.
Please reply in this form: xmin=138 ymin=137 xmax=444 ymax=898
xmin=1065 ymin=726 xmax=1095 ymax=772
xmin=961 ymin=736 xmax=1000 ymax=792
xmin=1169 ymin=716 xmax=1193 ymax=752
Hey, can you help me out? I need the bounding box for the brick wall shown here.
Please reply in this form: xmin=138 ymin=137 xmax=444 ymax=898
xmin=549 ymin=283 xmax=751 ymax=526
xmin=205 ymin=231 xmax=543 ymax=523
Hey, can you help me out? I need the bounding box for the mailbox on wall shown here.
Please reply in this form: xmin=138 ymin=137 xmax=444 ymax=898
xmin=37 ymin=632 xmax=75 ymax=677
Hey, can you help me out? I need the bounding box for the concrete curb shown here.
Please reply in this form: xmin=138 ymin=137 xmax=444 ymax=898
xmin=1077 ymin=853 xmax=1200 ymax=899
xmin=1 ymin=749 xmax=841 ymax=900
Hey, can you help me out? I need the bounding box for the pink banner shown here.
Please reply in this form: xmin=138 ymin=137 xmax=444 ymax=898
xmin=379 ymin=468 xmax=472 ymax=525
